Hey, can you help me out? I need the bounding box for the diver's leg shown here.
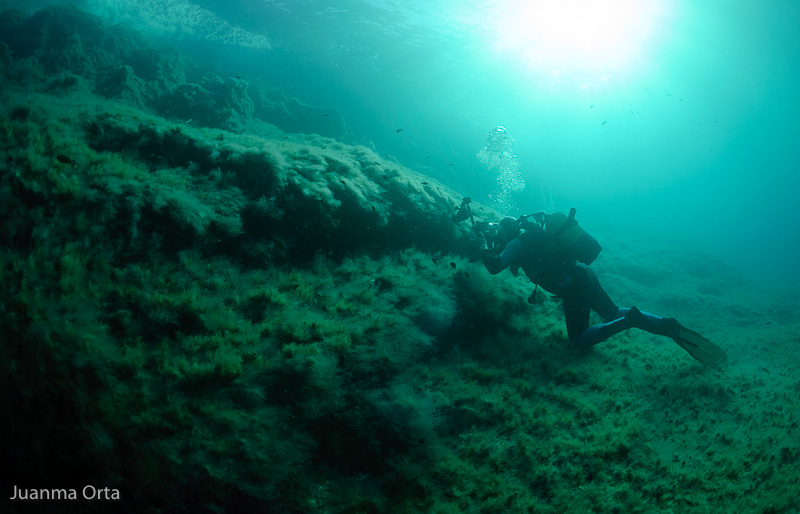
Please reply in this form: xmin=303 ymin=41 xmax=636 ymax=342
xmin=625 ymin=306 xmax=681 ymax=338
xmin=580 ymin=266 xmax=680 ymax=341
xmin=563 ymin=294 xmax=592 ymax=342
xmin=570 ymin=307 xmax=680 ymax=346
xmin=569 ymin=315 xmax=631 ymax=347
xmin=562 ymin=264 xmax=592 ymax=341
xmin=583 ymin=266 xmax=621 ymax=321
xmin=565 ymin=265 xmax=627 ymax=347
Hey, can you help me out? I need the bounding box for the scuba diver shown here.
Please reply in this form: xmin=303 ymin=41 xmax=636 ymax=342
xmin=452 ymin=199 xmax=727 ymax=366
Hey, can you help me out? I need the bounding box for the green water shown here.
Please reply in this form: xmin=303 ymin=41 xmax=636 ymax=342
xmin=168 ymin=0 xmax=800 ymax=287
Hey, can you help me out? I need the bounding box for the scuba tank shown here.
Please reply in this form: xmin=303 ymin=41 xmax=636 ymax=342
xmin=543 ymin=208 xmax=602 ymax=265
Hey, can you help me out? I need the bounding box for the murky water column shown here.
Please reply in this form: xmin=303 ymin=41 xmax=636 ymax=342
xmin=476 ymin=126 xmax=526 ymax=214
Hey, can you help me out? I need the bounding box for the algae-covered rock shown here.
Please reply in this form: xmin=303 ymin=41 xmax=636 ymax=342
xmin=0 ymin=41 xmax=10 ymax=73
xmin=0 ymin=83 xmax=477 ymax=512
xmin=0 ymin=4 xmax=354 ymax=141
xmin=0 ymin=5 xmax=139 ymax=77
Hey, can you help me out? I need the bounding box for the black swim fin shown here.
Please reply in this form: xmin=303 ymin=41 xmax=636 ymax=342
xmin=672 ymin=326 xmax=728 ymax=367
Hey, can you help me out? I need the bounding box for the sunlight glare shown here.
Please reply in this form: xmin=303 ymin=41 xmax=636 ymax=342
xmin=490 ymin=0 xmax=669 ymax=88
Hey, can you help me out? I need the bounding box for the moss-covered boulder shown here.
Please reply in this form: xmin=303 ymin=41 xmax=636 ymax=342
xmin=0 ymin=5 xmax=352 ymax=139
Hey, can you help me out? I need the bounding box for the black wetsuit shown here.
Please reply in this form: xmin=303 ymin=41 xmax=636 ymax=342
xmin=482 ymin=231 xmax=670 ymax=346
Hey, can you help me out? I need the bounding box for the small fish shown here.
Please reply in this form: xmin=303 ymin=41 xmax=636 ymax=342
xmin=236 ymin=75 xmax=241 ymax=79
xmin=589 ymin=104 xmax=594 ymax=108
xmin=448 ymin=163 xmax=454 ymax=166
xmin=601 ymin=120 xmax=608 ymax=125
xmin=323 ymin=114 xmax=329 ymax=117
xmin=465 ymin=272 xmax=470 ymax=278
xmin=449 ymin=262 xmax=456 ymax=269
xmin=422 ymin=181 xmax=429 ymax=185
xmin=56 ymin=154 xmax=75 ymax=165
xmin=431 ymin=257 xmax=438 ymax=265
xmin=395 ymin=128 xmax=404 ymax=133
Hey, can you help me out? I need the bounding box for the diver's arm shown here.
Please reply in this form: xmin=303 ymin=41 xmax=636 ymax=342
xmin=482 ymin=237 xmax=522 ymax=275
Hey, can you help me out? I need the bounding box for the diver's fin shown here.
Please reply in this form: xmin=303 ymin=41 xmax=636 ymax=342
xmin=672 ymin=327 xmax=728 ymax=367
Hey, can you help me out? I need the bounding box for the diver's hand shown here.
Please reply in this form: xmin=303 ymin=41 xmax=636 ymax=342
xmin=481 ymin=248 xmax=504 ymax=274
